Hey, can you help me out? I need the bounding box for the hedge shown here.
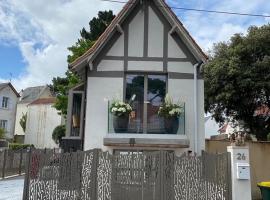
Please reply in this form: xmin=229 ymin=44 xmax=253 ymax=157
xmin=9 ymin=143 xmax=34 ymax=150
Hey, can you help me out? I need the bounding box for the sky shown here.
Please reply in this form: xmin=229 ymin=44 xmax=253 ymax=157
xmin=0 ymin=0 xmax=269 ymax=91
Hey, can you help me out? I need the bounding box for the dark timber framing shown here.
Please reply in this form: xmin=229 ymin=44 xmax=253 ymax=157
xmin=143 ymin=0 xmax=149 ymax=57
xmin=90 ymin=0 xmax=200 ymax=75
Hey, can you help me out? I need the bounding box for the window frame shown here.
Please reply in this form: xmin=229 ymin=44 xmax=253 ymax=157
xmin=0 ymin=120 xmax=8 ymax=131
xmin=1 ymin=96 xmax=9 ymax=109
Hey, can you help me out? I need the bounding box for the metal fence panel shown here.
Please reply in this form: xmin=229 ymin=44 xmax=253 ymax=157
xmin=23 ymin=149 xmax=231 ymax=200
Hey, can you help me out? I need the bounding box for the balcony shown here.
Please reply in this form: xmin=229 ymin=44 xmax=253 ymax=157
xmin=107 ymin=101 xmax=185 ymax=135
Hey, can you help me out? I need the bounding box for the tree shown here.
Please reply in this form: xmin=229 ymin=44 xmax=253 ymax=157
xmin=52 ymin=10 xmax=115 ymax=117
xmin=67 ymin=10 xmax=115 ymax=63
xmin=19 ymin=112 xmax=27 ymax=133
xmin=51 ymin=70 xmax=80 ymax=116
xmin=205 ymin=24 xmax=270 ymax=141
xmin=52 ymin=125 xmax=66 ymax=144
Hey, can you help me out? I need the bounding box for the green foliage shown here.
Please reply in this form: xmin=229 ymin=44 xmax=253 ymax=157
xmin=9 ymin=143 xmax=34 ymax=150
xmin=0 ymin=128 xmax=5 ymax=139
xmin=52 ymin=125 xmax=66 ymax=144
xmin=205 ymin=24 xmax=270 ymax=141
xmin=67 ymin=10 xmax=115 ymax=63
xmin=267 ymin=133 xmax=270 ymax=141
xmin=19 ymin=112 xmax=27 ymax=133
xmin=158 ymin=94 xmax=183 ymax=118
xmin=51 ymin=71 xmax=80 ymax=116
xmin=67 ymin=39 xmax=95 ymax=64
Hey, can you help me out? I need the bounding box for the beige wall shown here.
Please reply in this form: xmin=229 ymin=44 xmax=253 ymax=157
xmin=206 ymin=140 xmax=270 ymax=200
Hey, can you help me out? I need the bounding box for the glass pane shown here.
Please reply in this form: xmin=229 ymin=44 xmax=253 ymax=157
xmin=71 ymin=93 xmax=82 ymax=136
xmin=125 ymin=75 xmax=144 ymax=133
xmin=147 ymin=75 xmax=166 ymax=134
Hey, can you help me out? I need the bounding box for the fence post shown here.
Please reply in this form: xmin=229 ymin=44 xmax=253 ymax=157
xmin=227 ymin=146 xmax=251 ymax=200
xmin=22 ymin=147 xmax=32 ymax=200
xmin=2 ymin=149 xmax=7 ymax=178
xmin=19 ymin=149 xmax=23 ymax=175
xmin=91 ymin=148 xmax=100 ymax=200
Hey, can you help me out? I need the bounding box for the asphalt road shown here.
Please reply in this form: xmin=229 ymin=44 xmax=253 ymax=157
xmin=0 ymin=176 xmax=24 ymax=200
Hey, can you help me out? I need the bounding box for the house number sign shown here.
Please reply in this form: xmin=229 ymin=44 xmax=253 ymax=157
xmin=236 ymin=153 xmax=246 ymax=161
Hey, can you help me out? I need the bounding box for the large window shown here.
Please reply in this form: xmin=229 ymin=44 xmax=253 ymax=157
xmin=1 ymin=97 xmax=9 ymax=108
xmin=125 ymin=74 xmax=167 ymax=134
xmin=0 ymin=120 xmax=8 ymax=131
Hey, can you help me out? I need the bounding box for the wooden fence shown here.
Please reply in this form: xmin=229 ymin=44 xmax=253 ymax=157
xmin=0 ymin=149 xmax=29 ymax=178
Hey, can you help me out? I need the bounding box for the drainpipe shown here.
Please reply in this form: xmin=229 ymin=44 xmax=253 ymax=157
xmin=194 ymin=61 xmax=203 ymax=153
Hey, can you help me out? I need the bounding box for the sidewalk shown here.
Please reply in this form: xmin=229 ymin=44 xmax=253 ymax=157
xmin=0 ymin=176 xmax=24 ymax=200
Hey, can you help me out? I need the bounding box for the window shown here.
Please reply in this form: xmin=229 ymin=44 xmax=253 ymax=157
xmin=125 ymin=74 xmax=167 ymax=134
xmin=1 ymin=97 xmax=9 ymax=108
xmin=0 ymin=120 xmax=8 ymax=131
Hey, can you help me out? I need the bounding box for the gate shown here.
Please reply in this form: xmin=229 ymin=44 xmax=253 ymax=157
xmin=23 ymin=149 xmax=231 ymax=200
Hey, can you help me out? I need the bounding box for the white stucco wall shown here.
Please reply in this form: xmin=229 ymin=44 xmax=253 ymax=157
xmin=168 ymin=34 xmax=186 ymax=58
xmin=148 ymin=6 xmax=163 ymax=57
xmin=0 ymin=86 xmax=18 ymax=139
xmin=128 ymin=9 xmax=144 ymax=57
xmin=84 ymin=77 xmax=123 ymax=151
xmin=168 ymin=79 xmax=205 ymax=152
xmin=24 ymin=104 xmax=61 ymax=148
xmin=128 ymin=61 xmax=163 ymax=71
xmin=14 ymin=103 xmax=28 ymax=136
xmin=168 ymin=62 xmax=194 ymax=73
xmin=97 ymin=60 xmax=124 ymax=71
xmin=106 ymin=34 xmax=124 ymax=56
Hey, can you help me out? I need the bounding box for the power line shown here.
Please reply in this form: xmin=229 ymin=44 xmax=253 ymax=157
xmin=100 ymin=0 xmax=270 ymax=18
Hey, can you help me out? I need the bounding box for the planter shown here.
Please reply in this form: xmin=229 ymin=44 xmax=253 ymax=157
xmin=164 ymin=117 xmax=179 ymax=134
xmin=258 ymin=182 xmax=270 ymax=200
xmin=113 ymin=115 xmax=129 ymax=133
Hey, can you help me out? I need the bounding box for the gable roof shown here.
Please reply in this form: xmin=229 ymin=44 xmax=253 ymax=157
xmin=29 ymin=97 xmax=56 ymax=105
xmin=69 ymin=0 xmax=207 ymax=71
xmin=19 ymin=85 xmax=49 ymax=104
xmin=0 ymin=82 xmax=20 ymax=97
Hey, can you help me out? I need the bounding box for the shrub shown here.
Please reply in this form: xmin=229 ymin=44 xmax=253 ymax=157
xmin=0 ymin=128 xmax=5 ymax=139
xmin=52 ymin=125 xmax=66 ymax=144
xmin=9 ymin=143 xmax=34 ymax=150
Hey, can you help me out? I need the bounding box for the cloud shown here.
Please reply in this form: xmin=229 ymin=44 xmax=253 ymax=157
xmin=1 ymin=0 xmax=270 ymax=90
xmin=169 ymin=0 xmax=270 ymax=51
xmin=0 ymin=0 xmax=122 ymax=90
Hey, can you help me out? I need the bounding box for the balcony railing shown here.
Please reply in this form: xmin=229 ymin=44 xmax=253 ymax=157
xmin=108 ymin=101 xmax=185 ymax=135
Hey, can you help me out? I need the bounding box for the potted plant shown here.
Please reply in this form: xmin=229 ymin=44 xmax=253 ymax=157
xmin=258 ymin=181 xmax=270 ymax=200
xmin=110 ymin=99 xmax=132 ymax=133
xmin=158 ymin=94 xmax=183 ymax=134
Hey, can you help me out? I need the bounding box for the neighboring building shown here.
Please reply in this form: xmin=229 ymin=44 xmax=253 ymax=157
xmin=63 ymin=0 xmax=207 ymax=154
xmin=14 ymin=86 xmax=52 ymax=137
xmin=14 ymin=85 xmax=61 ymax=148
xmin=0 ymin=83 xmax=20 ymax=139
xmin=24 ymin=98 xmax=60 ymax=148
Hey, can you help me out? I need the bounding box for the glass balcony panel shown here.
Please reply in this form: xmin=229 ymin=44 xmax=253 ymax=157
xmin=108 ymin=101 xmax=185 ymax=135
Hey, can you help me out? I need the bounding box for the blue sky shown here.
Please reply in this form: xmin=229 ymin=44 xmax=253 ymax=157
xmin=0 ymin=0 xmax=269 ymax=90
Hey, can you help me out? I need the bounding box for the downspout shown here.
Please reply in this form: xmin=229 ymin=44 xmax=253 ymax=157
xmin=194 ymin=61 xmax=203 ymax=153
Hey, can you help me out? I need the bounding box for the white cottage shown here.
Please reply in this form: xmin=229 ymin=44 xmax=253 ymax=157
xmin=0 ymin=83 xmax=20 ymax=139
xmin=63 ymin=0 xmax=207 ymax=154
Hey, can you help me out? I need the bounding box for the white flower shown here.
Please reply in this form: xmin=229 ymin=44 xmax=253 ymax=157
xmin=111 ymin=107 xmax=117 ymax=112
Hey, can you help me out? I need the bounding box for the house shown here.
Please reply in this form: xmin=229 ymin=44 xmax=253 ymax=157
xmin=24 ymin=97 xmax=61 ymax=149
xmin=14 ymin=85 xmax=52 ymax=138
xmin=63 ymin=0 xmax=207 ymax=154
xmin=14 ymin=85 xmax=62 ymax=148
xmin=0 ymin=82 xmax=20 ymax=139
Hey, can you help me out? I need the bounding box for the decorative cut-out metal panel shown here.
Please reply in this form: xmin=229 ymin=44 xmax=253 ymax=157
xmin=23 ymin=149 xmax=231 ymax=200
